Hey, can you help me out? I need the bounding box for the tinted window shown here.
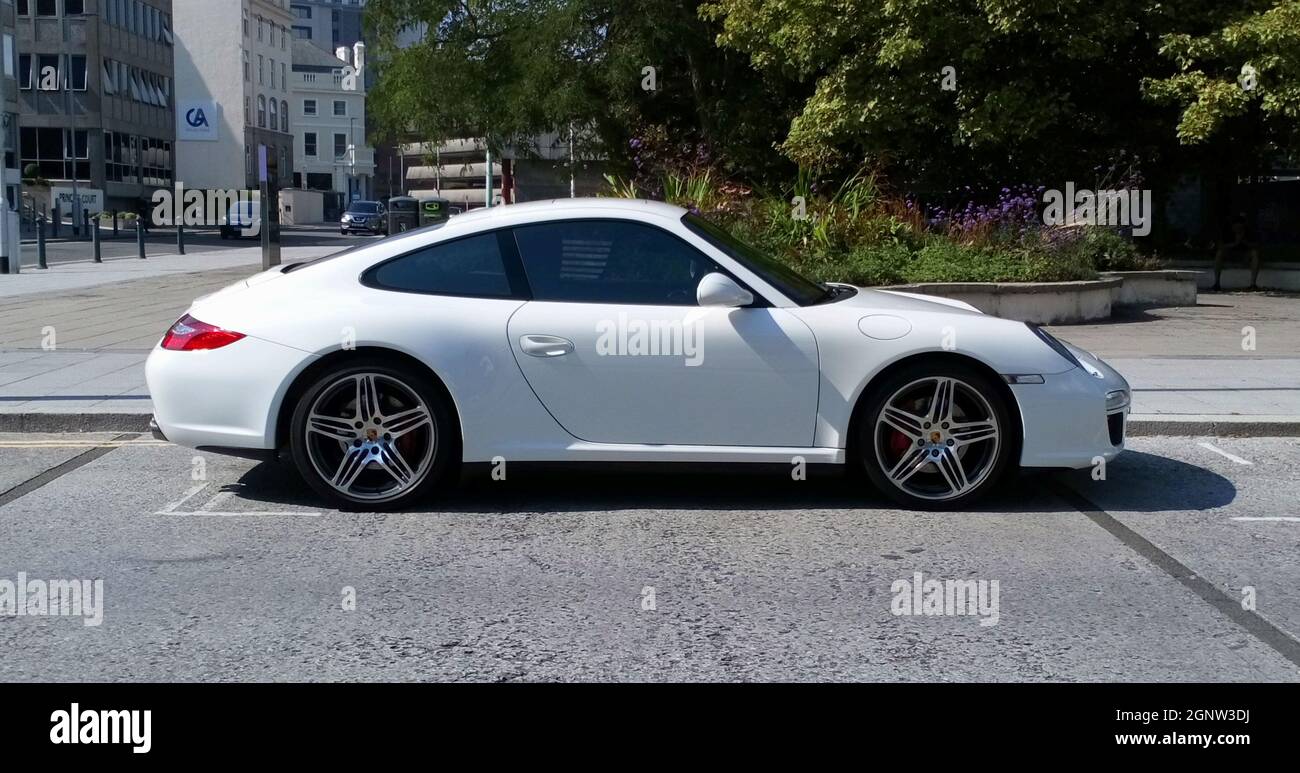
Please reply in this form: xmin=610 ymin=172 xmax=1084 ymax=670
xmin=368 ymin=233 xmax=513 ymax=297
xmin=512 ymin=220 xmax=721 ymax=305
xmin=349 ymin=202 xmax=379 ymax=213
xmin=682 ymin=213 xmax=827 ymax=305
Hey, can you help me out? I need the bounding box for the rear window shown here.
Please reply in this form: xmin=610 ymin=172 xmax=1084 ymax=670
xmin=364 ymin=232 xmax=514 ymax=298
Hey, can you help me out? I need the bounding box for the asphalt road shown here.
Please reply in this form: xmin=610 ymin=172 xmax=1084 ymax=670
xmin=1 ymin=434 xmax=1298 ymax=682
xmin=17 ymin=224 xmax=379 ymax=267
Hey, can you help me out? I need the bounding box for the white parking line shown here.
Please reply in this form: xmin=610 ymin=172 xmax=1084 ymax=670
xmin=152 ymin=482 xmax=320 ymax=516
xmin=1197 ymin=442 xmax=1253 ymax=465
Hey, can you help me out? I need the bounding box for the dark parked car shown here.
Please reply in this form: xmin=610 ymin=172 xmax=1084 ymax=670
xmin=340 ymin=200 xmax=388 ymax=235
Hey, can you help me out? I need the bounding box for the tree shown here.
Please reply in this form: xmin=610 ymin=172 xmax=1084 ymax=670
xmin=1144 ymin=1 xmax=1299 ymax=154
xmin=698 ymin=0 xmax=1246 ymax=192
xmin=365 ymin=0 xmax=805 ymax=182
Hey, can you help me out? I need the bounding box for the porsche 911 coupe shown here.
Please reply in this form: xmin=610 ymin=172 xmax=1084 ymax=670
xmin=146 ymin=199 xmax=1130 ymax=510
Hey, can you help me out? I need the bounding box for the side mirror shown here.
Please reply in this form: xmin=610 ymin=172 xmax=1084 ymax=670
xmin=696 ymin=272 xmax=754 ymax=308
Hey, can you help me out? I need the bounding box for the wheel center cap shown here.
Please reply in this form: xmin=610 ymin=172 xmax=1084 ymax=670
xmin=365 ymin=428 xmax=379 ymax=442
xmin=929 ymin=430 xmax=942 ymax=444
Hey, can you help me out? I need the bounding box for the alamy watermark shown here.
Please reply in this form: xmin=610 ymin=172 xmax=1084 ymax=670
xmin=0 ymin=572 xmax=104 ymax=627
xmin=1042 ymin=182 xmax=1152 ymax=236
xmin=891 ymin=571 xmax=1000 ymax=626
xmin=151 ymin=182 xmax=261 ymax=236
xmin=595 ymin=311 xmax=705 ymax=366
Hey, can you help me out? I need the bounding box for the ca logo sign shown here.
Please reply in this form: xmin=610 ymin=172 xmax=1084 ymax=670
xmin=185 ymin=108 xmax=209 ymax=128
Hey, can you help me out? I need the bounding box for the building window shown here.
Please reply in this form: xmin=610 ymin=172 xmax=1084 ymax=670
xmin=18 ymin=54 xmax=31 ymax=90
xmin=21 ymin=127 xmax=89 ymax=180
xmin=257 ymin=95 xmax=266 ymax=128
xmin=35 ymin=0 xmax=56 ymax=17
xmin=258 ymin=55 xmax=264 ymax=85
xmin=333 ymin=100 xmax=346 ymax=117
xmin=243 ymin=51 xmax=250 ymax=82
xmin=270 ymin=24 xmax=276 ymax=47
xmin=245 ymin=96 xmax=250 ymax=125
xmin=242 ymin=8 xmax=248 ymax=36
xmin=282 ymin=63 xmax=287 ymax=88
xmin=36 ymin=54 xmax=59 ymax=91
xmin=269 ymin=99 xmax=278 ymax=130
xmin=303 ymin=99 xmax=316 ymax=116
xmin=66 ymin=55 xmax=87 ymax=91
xmin=293 ymin=5 xmax=311 ymax=19
xmin=141 ymin=136 xmax=171 ymax=187
xmin=281 ymin=100 xmax=289 ymax=132
xmin=18 ymin=0 xmax=29 ymax=17
xmin=66 ymin=0 xmax=86 ymax=14
xmin=257 ymin=18 xmax=264 ymax=41
xmin=303 ymin=132 xmax=316 ymax=157
xmin=334 ymin=133 xmax=347 ymax=159
xmin=104 ymin=131 xmax=139 ymax=184
xmin=270 ymin=58 xmax=276 ymax=89
xmin=293 ymin=26 xmax=311 ymax=39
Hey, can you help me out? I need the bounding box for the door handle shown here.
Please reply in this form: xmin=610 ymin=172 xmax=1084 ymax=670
xmin=519 ymin=334 xmax=575 ymax=357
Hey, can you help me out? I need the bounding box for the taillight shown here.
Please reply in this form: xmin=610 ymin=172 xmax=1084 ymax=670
xmin=160 ymin=314 xmax=246 ymax=351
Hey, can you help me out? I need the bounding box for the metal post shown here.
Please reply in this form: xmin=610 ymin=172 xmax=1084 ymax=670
xmin=82 ymin=207 xmax=90 ymax=240
xmin=92 ymin=217 xmax=101 ymax=263
xmin=484 ymin=145 xmax=492 ymax=208
xmin=37 ymin=217 xmax=47 ymax=269
xmin=52 ymin=204 xmax=60 ymax=238
xmin=176 ymin=219 xmax=185 ymax=255
xmin=112 ymin=210 xmax=118 ymax=238
xmin=136 ymin=219 xmax=145 ymax=259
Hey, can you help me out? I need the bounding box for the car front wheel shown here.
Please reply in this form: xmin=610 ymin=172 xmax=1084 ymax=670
xmin=858 ymin=362 xmax=1012 ymax=510
xmin=289 ymin=360 xmax=455 ymax=510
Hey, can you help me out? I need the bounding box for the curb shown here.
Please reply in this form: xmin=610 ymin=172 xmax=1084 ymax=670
xmin=1126 ymin=415 xmax=1300 ymax=437
xmin=2 ymin=413 xmax=1300 ymax=438
xmin=0 ymin=413 xmax=153 ymax=433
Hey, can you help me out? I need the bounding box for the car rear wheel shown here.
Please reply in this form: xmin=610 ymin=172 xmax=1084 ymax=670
xmin=858 ymin=362 xmax=1012 ymax=510
xmin=289 ymin=360 xmax=455 ymax=510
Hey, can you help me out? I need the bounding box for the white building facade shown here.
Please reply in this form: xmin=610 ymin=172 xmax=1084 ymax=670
xmin=290 ymin=39 xmax=372 ymax=203
xmin=173 ymin=0 xmax=294 ymax=191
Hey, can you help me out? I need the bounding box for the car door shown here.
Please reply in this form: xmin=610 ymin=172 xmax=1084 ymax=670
xmin=506 ymin=218 xmax=819 ymax=447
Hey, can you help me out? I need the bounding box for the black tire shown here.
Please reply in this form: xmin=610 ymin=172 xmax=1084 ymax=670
xmin=289 ymin=358 xmax=458 ymax=511
xmin=857 ymin=360 xmax=1013 ymax=510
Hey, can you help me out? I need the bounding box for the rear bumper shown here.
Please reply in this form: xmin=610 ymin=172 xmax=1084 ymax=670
xmin=145 ymin=336 xmax=315 ymax=451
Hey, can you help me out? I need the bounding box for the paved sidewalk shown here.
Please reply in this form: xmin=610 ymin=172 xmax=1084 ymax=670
xmin=1043 ymin=293 xmax=1300 ymax=434
xmin=1 ymin=254 xmax=1298 ymax=434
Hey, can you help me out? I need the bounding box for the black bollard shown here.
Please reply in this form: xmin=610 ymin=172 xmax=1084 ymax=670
xmin=136 ymin=219 xmax=146 ymax=259
xmin=51 ymin=205 xmax=60 ymax=238
xmin=176 ymin=220 xmax=185 ymax=255
xmin=37 ymin=217 xmax=48 ymax=269
xmin=92 ymin=217 xmax=102 ymax=263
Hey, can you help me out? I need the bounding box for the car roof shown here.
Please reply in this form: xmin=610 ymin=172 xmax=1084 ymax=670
xmin=450 ymin=198 xmax=687 ymax=226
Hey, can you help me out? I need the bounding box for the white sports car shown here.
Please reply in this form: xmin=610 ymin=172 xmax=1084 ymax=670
xmin=146 ymin=199 xmax=1130 ymax=510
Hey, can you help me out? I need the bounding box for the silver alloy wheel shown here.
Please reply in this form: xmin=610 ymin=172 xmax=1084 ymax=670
xmin=874 ymin=376 xmax=1000 ymax=501
xmin=303 ymin=372 xmax=437 ymax=502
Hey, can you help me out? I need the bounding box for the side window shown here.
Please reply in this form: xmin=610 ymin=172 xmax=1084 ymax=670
xmin=367 ymin=233 xmax=513 ymax=298
xmin=512 ymin=219 xmax=721 ymax=305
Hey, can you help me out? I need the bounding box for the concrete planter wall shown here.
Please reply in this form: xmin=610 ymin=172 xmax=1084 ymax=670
xmin=1169 ymin=260 xmax=1300 ymax=292
xmin=882 ymin=279 xmax=1121 ymax=324
xmin=1101 ymin=270 xmax=1200 ymax=307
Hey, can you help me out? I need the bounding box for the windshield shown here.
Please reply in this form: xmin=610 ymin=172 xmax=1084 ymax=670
xmin=349 ymin=202 xmax=380 ymax=213
xmin=682 ymin=214 xmax=828 ymax=305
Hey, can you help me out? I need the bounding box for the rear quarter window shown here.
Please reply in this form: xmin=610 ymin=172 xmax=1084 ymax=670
xmin=364 ymin=232 xmax=515 ymax=298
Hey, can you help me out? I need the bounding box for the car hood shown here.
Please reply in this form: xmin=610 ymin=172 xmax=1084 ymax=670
xmin=829 ymin=285 xmax=985 ymax=316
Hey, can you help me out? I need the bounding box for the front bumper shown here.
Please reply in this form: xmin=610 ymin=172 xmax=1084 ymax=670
xmin=1011 ymin=345 xmax=1130 ymax=469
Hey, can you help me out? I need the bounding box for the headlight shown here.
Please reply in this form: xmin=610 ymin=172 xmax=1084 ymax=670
xmin=1026 ymin=323 xmax=1082 ymax=369
xmin=1105 ymin=389 xmax=1130 ymax=412
xmin=342 ymin=214 xmax=352 ymax=221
